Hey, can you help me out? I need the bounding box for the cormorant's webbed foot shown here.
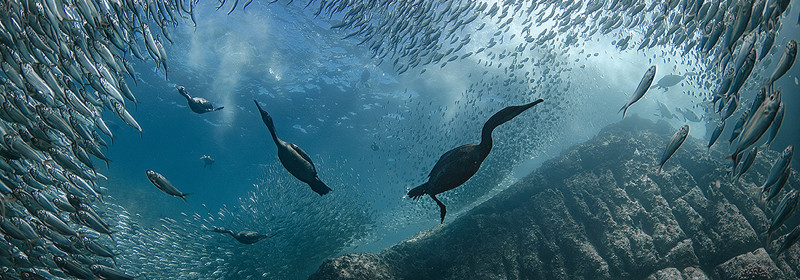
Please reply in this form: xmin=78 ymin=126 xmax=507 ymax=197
xmin=431 ymin=195 xmax=446 ymax=224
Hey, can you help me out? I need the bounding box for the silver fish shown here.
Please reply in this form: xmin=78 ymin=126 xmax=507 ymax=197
xmin=728 ymin=109 xmax=750 ymax=144
xmin=764 ymin=168 xmax=790 ymax=202
xmin=766 ymin=189 xmax=799 ymax=242
xmin=765 ymin=102 xmax=785 ymax=148
xmin=619 ymin=65 xmax=656 ymax=117
xmin=721 ymin=95 xmax=738 ymax=121
xmin=112 ymin=100 xmax=142 ymax=136
xmin=53 ymin=255 xmax=94 ymax=279
xmin=731 ymin=32 xmax=757 ymax=72
xmin=777 ymin=225 xmax=800 ymax=256
xmin=659 ymin=125 xmax=689 ymax=172
xmin=77 ymin=210 xmax=112 ymax=236
xmin=730 ymin=90 xmax=781 ymax=161
xmin=37 ymin=210 xmax=77 ymax=237
xmin=91 ymin=265 xmax=136 ymax=280
xmin=708 ymin=120 xmax=725 ymax=150
xmin=726 ymin=48 xmax=756 ymax=98
xmin=768 ymin=40 xmax=797 ymax=87
xmin=734 ymin=147 xmax=757 ymax=181
xmin=145 ymin=170 xmax=191 ymax=202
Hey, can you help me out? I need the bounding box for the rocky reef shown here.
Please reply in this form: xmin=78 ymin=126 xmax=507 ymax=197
xmin=309 ymin=117 xmax=800 ymax=280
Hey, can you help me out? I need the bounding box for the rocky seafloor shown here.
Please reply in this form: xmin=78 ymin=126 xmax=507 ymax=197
xmin=309 ymin=116 xmax=800 ymax=280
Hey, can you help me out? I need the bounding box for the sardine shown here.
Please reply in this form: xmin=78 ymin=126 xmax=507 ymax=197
xmin=145 ymin=170 xmax=191 ymax=202
xmin=708 ymin=120 xmax=725 ymax=150
xmin=734 ymin=147 xmax=757 ymax=181
xmin=765 ymin=102 xmax=785 ymax=148
xmin=765 ymin=190 xmax=799 ymax=242
xmin=619 ymin=65 xmax=656 ymax=117
xmin=659 ymin=125 xmax=689 ymax=172
xmin=776 ymin=225 xmax=800 ymax=256
xmin=730 ymin=90 xmax=781 ymax=162
xmin=767 ymin=40 xmax=797 ymax=88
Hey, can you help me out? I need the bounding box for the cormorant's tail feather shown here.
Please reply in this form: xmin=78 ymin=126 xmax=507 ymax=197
xmin=408 ymin=183 xmax=427 ymax=200
xmin=309 ymin=179 xmax=332 ymax=196
xmin=213 ymin=106 xmax=224 ymax=111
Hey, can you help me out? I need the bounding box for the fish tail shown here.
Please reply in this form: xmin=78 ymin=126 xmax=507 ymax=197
xmin=619 ymin=104 xmax=628 ymax=118
xmin=180 ymin=193 xmax=192 ymax=204
xmin=309 ymin=179 xmax=332 ymax=196
xmin=408 ymin=183 xmax=428 ymax=200
xmin=725 ymin=151 xmax=738 ymax=161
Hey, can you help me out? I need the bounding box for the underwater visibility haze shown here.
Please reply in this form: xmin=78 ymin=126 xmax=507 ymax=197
xmin=2 ymin=0 xmax=800 ymax=279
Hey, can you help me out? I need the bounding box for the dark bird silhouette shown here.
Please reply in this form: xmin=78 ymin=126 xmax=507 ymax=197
xmin=254 ymin=100 xmax=332 ymax=195
xmin=176 ymin=85 xmax=223 ymax=114
xmin=408 ymin=99 xmax=544 ymax=223
xmin=208 ymin=227 xmax=276 ymax=244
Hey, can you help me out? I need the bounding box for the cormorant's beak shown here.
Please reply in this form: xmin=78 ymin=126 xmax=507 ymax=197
xmin=253 ymin=100 xmax=274 ymax=125
xmin=486 ymin=99 xmax=544 ymax=128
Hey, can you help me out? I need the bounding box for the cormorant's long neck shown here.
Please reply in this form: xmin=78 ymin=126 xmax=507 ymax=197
xmin=254 ymin=100 xmax=281 ymax=145
xmin=477 ymin=99 xmax=544 ymax=156
xmin=177 ymin=87 xmax=191 ymax=100
xmin=211 ymin=227 xmax=234 ymax=236
xmin=478 ymin=124 xmax=494 ymax=156
xmin=264 ymin=118 xmax=281 ymax=145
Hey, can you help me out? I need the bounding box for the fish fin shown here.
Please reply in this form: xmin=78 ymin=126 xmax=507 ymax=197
xmin=408 ymin=183 xmax=428 ymax=199
xmin=618 ymin=104 xmax=627 ymax=117
xmin=180 ymin=193 xmax=192 ymax=204
xmin=308 ymin=179 xmax=331 ymax=196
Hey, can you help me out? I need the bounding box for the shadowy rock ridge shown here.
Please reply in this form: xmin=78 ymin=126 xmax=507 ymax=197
xmin=310 ymin=116 xmax=800 ymax=280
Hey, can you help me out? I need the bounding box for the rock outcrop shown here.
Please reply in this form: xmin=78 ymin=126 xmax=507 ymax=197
xmin=309 ymin=117 xmax=800 ymax=280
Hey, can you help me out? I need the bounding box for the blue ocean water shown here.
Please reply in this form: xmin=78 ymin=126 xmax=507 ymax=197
xmin=3 ymin=0 xmax=800 ymax=279
xmin=104 ymin=2 xmax=800 ymax=279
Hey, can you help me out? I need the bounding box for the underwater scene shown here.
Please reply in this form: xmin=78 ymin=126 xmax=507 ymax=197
xmin=2 ymin=0 xmax=800 ymax=279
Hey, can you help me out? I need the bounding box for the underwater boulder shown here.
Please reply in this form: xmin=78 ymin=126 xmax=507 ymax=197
xmin=310 ymin=117 xmax=799 ymax=279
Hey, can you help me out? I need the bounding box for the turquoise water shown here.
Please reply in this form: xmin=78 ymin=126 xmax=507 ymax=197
xmin=2 ymin=0 xmax=800 ymax=279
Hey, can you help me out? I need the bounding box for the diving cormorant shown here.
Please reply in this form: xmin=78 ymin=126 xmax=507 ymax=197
xmin=408 ymin=99 xmax=544 ymax=223
xmin=176 ymin=85 xmax=224 ymax=114
xmin=208 ymin=226 xmax=276 ymax=244
xmin=254 ymin=100 xmax=332 ymax=195
xmin=200 ymin=155 xmax=215 ymax=168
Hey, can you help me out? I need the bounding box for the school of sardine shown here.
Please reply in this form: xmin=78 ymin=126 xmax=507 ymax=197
xmin=0 ymin=0 xmax=799 ymax=278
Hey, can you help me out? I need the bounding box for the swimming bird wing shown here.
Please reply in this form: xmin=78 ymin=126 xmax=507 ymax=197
xmin=288 ymin=143 xmax=316 ymax=170
xmin=428 ymin=145 xmax=476 ymax=178
xmin=428 ymin=148 xmax=459 ymax=177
